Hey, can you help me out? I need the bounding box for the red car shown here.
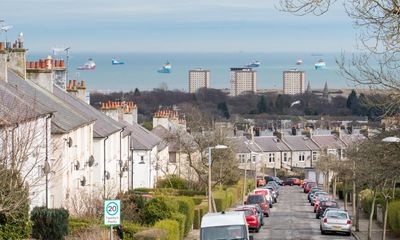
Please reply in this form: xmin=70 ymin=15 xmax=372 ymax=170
xmin=301 ymin=179 xmax=311 ymax=188
xmin=304 ymin=182 xmax=317 ymax=193
xmin=283 ymin=177 xmax=301 ymax=186
xmin=314 ymin=195 xmax=333 ymax=213
xmin=234 ymin=207 xmax=261 ymax=232
xmin=256 ymin=176 xmax=266 ymax=187
xmin=245 ymin=194 xmax=270 ymax=217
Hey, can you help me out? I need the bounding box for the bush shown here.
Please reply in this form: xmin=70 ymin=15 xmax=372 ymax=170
xmin=177 ymin=189 xmax=206 ymax=196
xmin=118 ymin=191 xmax=147 ymax=223
xmin=193 ymin=203 xmax=208 ymax=229
xmin=123 ymin=222 xmax=148 ymax=240
xmin=31 ymin=207 xmax=69 ymax=240
xmin=133 ymin=228 xmax=167 ymax=240
xmin=171 ymin=213 xmax=186 ymax=239
xmin=69 ymin=218 xmax=94 ymax=235
xmin=191 ymin=196 xmax=205 ymax=205
xmin=142 ymin=198 xmax=174 ymax=225
xmin=176 ymin=196 xmax=195 ymax=236
xmin=157 ymin=175 xmax=190 ymax=189
xmin=213 ymin=190 xmax=228 ymax=212
xmin=0 ymin=223 xmax=30 ymax=240
xmin=154 ymin=219 xmax=179 ymax=240
xmin=388 ymin=200 xmax=400 ymax=235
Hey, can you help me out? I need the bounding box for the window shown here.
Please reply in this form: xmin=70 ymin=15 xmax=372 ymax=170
xmin=283 ymin=152 xmax=287 ymax=162
xmin=252 ymin=155 xmax=256 ymax=163
xmin=299 ymin=153 xmax=305 ymax=162
xmin=239 ymin=154 xmax=245 ymax=163
xmin=169 ymin=152 xmax=176 ymax=163
xmin=269 ymin=153 xmax=275 ymax=163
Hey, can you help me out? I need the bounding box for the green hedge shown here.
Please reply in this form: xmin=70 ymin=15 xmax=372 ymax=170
xmin=0 ymin=224 xmax=30 ymax=240
xmin=193 ymin=203 xmax=208 ymax=229
xmin=133 ymin=228 xmax=167 ymax=240
xmin=191 ymin=196 xmax=205 ymax=205
xmin=123 ymin=222 xmax=148 ymax=240
xmin=171 ymin=213 xmax=186 ymax=239
xmin=31 ymin=207 xmax=69 ymax=240
xmin=388 ymin=200 xmax=400 ymax=235
xmin=154 ymin=220 xmax=180 ymax=240
xmin=142 ymin=197 xmax=176 ymax=225
xmin=177 ymin=189 xmax=206 ymax=196
xmin=213 ymin=190 xmax=229 ymax=212
xmin=176 ymin=196 xmax=195 ymax=236
xmin=69 ymin=218 xmax=94 ymax=235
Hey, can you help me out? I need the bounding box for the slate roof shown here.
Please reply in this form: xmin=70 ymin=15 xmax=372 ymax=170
xmin=53 ymin=86 xmax=124 ymax=138
xmin=227 ymin=136 xmax=263 ymax=153
xmin=282 ymin=136 xmax=320 ymax=151
xmin=254 ymin=136 xmax=291 ymax=152
xmin=7 ymin=70 xmax=92 ymax=133
xmin=340 ymin=134 xmax=365 ymax=146
xmin=0 ymin=81 xmax=55 ymax=125
xmin=151 ymin=125 xmax=171 ymax=151
xmin=121 ymin=120 xmax=161 ymax=150
xmin=312 ymin=135 xmax=347 ymax=149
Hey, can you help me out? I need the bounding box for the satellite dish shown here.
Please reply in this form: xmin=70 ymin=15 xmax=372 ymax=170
xmin=105 ymin=171 xmax=110 ymax=180
xmin=88 ymin=155 xmax=95 ymax=167
xmin=80 ymin=176 xmax=86 ymax=186
xmin=43 ymin=160 xmax=51 ymax=174
xmin=67 ymin=137 xmax=73 ymax=147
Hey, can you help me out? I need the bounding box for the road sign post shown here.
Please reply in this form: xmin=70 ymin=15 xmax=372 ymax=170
xmin=104 ymin=200 xmax=121 ymax=240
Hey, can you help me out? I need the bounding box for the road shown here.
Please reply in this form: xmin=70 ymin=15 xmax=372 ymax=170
xmin=252 ymin=185 xmax=355 ymax=240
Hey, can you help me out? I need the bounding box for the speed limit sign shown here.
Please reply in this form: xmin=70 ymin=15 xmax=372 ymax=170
xmin=104 ymin=200 xmax=121 ymax=225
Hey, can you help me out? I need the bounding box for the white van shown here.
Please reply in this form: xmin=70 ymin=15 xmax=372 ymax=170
xmin=200 ymin=211 xmax=254 ymax=240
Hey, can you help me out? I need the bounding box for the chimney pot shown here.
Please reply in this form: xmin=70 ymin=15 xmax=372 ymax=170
xmin=73 ymin=80 xmax=77 ymax=87
xmin=81 ymin=80 xmax=85 ymax=88
xmin=0 ymin=42 xmax=4 ymax=51
xmin=60 ymin=60 xmax=65 ymax=68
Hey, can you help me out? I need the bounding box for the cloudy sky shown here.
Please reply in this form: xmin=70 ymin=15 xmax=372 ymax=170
xmin=1 ymin=0 xmax=357 ymax=53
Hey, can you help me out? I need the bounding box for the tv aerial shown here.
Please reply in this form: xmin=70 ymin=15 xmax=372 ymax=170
xmin=0 ymin=25 xmax=13 ymax=44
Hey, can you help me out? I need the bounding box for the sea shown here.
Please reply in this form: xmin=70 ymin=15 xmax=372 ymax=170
xmin=27 ymin=52 xmax=355 ymax=93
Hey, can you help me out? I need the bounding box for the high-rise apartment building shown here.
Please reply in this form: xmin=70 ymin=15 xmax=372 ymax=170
xmin=283 ymin=70 xmax=305 ymax=95
xmin=188 ymin=69 xmax=210 ymax=93
xmin=230 ymin=67 xmax=256 ymax=96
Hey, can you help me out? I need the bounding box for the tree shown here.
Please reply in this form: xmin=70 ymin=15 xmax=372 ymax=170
xmin=257 ymin=96 xmax=268 ymax=114
xmin=217 ymin=102 xmax=230 ymax=119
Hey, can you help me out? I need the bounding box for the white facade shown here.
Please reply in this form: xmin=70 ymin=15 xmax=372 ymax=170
xmin=283 ymin=70 xmax=305 ymax=95
xmin=230 ymin=68 xmax=256 ymax=96
xmin=189 ymin=69 xmax=210 ymax=93
xmin=0 ymin=115 xmax=50 ymax=209
xmin=131 ymin=146 xmax=158 ymax=188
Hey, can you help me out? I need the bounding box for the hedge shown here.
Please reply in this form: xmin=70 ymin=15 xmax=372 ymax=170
xmin=213 ymin=190 xmax=229 ymax=212
xmin=0 ymin=224 xmax=30 ymax=240
xmin=176 ymin=196 xmax=195 ymax=236
xmin=142 ymin=197 xmax=175 ymax=225
xmin=123 ymin=222 xmax=148 ymax=240
xmin=133 ymin=228 xmax=168 ymax=240
xmin=31 ymin=207 xmax=69 ymax=240
xmin=69 ymin=218 xmax=94 ymax=235
xmin=171 ymin=213 xmax=186 ymax=239
xmin=193 ymin=203 xmax=208 ymax=229
xmin=192 ymin=196 xmax=205 ymax=205
xmin=388 ymin=200 xmax=400 ymax=235
xmin=154 ymin=219 xmax=180 ymax=240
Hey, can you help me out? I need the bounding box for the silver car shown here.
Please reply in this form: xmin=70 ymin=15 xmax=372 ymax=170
xmin=320 ymin=210 xmax=352 ymax=236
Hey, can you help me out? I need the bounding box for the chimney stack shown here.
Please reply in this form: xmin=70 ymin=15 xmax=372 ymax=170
xmin=0 ymin=43 xmax=7 ymax=82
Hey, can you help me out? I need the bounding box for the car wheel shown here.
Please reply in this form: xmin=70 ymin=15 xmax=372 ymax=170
xmin=313 ymin=209 xmax=316 ymax=213
xmin=311 ymin=203 xmax=314 ymax=206
xmin=269 ymin=204 xmax=273 ymax=208
xmin=346 ymin=232 xmax=351 ymax=236
xmin=316 ymin=214 xmax=319 ymax=219
xmin=256 ymin=226 xmax=260 ymax=233
xmin=321 ymin=230 xmax=325 ymax=235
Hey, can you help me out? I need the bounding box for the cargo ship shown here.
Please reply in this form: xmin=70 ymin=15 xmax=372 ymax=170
xmin=314 ymin=59 xmax=326 ymax=70
xmin=245 ymin=60 xmax=261 ymax=68
xmin=112 ymin=58 xmax=124 ymax=65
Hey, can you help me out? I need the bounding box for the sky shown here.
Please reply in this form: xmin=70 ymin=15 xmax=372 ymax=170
xmin=1 ymin=0 xmax=358 ymax=53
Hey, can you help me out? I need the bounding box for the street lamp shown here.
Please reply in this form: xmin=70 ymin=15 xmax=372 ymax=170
xmin=208 ymin=145 xmax=228 ymax=213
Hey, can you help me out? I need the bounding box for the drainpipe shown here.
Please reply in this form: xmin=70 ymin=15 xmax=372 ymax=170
xmin=130 ymin=148 xmax=134 ymax=189
xmin=103 ymin=136 xmax=109 ymax=199
xmin=119 ymin=127 xmax=125 ymax=193
xmin=45 ymin=114 xmax=52 ymax=208
xmin=148 ymin=151 xmax=152 ymax=188
xmin=10 ymin=123 xmax=19 ymax=168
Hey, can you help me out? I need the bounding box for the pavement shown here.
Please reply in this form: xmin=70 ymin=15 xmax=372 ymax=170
xmin=185 ymin=185 xmax=399 ymax=240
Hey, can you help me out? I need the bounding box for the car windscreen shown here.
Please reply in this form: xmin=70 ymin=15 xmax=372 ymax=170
xmin=321 ymin=201 xmax=338 ymax=208
xmin=326 ymin=211 xmax=348 ymax=219
xmin=247 ymin=195 xmax=264 ymax=204
xmin=201 ymin=225 xmax=247 ymax=240
xmin=235 ymin=209 xmax=254 ymax=216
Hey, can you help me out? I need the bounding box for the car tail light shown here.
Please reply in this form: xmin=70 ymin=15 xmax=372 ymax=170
xmin=323 ymin=218 xmax=327 ymax=223
xmin=347 ymin=219 xmax=351 ymax=225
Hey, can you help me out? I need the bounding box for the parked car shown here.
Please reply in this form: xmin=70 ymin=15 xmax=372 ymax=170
xmin=254 ymin=188 xmax=273 ymax=208
xmin=263 ymin=186 xmax=278 ymax=203
xmin=239 ymin=204 xmax=264 ymax=226
xmin=263 ymin=175 xmax=276 ymax=184
xmin=265 ymin=183 xmax=280 ymax=197
xmin=308 ymin=187 xmax=322 ymax=202
xmin=316 ymin=201 xmax=339 ymax=219
xmin=311 ymin=191 xmax=328 ymax=206
xmin=304 ymin=182 xmax=317 ymax=193
xmin=301 ymin=179 xmax=311 ymax=188
xmin=320 ymin=210 xmax=352 ymax=236
xmin=245 ymin=194 xmax=270 ymax=217
xmin=283 ymin=177 xmax=297 ymax=186
xmin=234 ymin=207 xmax=261 ymax=232
xmin=201 ymin=211 xmax=254 ymax=240
xmin=314 ymin=195 xmax=333 ymax=213
xmin=272 ymin=176 xmax=283 ymax=185
xmin=256 ymin=176 xmax=266 ymax=187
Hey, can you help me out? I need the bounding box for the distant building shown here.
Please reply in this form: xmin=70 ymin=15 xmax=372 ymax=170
xmin=188 ymin=69 xmax=210 ymax=93
xmin=283 ymin=70 xmax=305 ymax=95
xmin=230 ymin=67 xmax=256 ymax=96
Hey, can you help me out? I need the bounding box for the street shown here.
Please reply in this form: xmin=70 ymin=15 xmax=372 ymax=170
xmin=252 ymin=186 xmax=355 ymax=240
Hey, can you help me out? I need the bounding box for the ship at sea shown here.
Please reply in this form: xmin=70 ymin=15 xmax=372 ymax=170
xmin=77 ymin=58 xmax=96 ymax=70
xmin=157 ymin=61 xmax=172 ymax=73
xmin=314 ymin=59 xmax=326 ymax=70
xmin=112 ymin=58 xmax=124 ymax=65
xmin=245 ymin=60 xmax=261 ymax=68
xmin=296 ymin=59 xmax=303 ymax=65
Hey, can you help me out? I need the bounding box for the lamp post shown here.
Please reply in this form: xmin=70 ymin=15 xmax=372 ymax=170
xmin=208 ymin=145 xmax=228 ymax=213
xmin=381 ymin=136 xmax=400 ymax=240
